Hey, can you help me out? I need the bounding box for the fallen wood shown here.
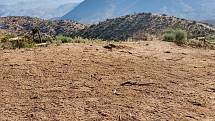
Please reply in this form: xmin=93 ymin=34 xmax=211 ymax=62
xmin=36 ymin=43 xmax=48 ymax=47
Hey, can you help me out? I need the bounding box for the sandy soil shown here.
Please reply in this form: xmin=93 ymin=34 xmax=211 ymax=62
xmin=0 ymin=41 xmax=215 ymax=121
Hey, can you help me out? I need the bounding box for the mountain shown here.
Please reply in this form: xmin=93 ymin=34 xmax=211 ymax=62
xmin=203 ymin=20 xmax=215 ymax=27
xmin=62 ymin=0 xmax=116 ymax=23
xmin=0 ymin=16 xmax=85 ymax=36
xmin=0 ymin=0 xmax=82 ymax=19
xmin=74 ymin=13 xmax=215 ymax=40
xmin=50 ymin=3 xmax=80 ymax=18
xmin=62 ymin=0 xmax=215 ymax=24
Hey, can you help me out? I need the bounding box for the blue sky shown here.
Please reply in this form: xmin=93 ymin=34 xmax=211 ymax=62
xmin=0 ymin=0 xmax=84 ymax=4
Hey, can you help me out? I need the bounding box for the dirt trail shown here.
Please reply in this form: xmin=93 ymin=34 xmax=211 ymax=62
xmin=0 ymin=41 xmax=215 ymax=121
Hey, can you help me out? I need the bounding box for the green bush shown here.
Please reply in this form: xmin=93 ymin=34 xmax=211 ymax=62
xmin=163 ymin=33 xmax=175 ymax=42
xmin=175 ymin=29 xmax=187 ymax=44
xmin=163 ymin=29 xmax=187 ymax=45
xmin=206 ymin=35 xmax=215 ymax=43
xmin=0 ymin=34 xmax=14 ymax=43
xmin=1 ymin=37 xmax=35 ymax=49
xmin=56 ymin=35 xmax=89 ymax=44
xmin=56 ymin=35 xmax=72 ymax=43
xmin=16 ymin=38 xmax=35 ymax=48
xmin=72 ymin=37 xmax=88 ymax=43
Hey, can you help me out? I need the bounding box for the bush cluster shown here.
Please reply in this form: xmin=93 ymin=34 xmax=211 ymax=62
xmin=56 ymin=35 xmax=87 ymax=44
xmin=163 ymin=29 xmax=187 ymax=45
xmin=56 ymin=35 xmax=73 ymax=43
xmin=0 ymin=33 xmax=36 ymax=49
xmin=206 ymin=35 xmax=215 ymax=43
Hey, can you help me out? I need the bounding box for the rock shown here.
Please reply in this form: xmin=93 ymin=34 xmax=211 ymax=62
xmin=164 ymin=51 xmax=171 ymax=53
xmin=103 ymin=44 xmax=117 ymax=49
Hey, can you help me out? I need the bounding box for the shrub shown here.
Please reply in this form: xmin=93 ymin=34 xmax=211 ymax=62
xmin=175 ymin=29 xmax=187 ymax=44
xmin=42 ymin=36 xmax=56 ymax=44
xmin=0 ymin=34 xmax=14 ymax=43
xmin=163 ymin=29 xmax=187 ymax=45
xmin=56 ymin=35 xmax=72 ymax=43
xmin=163 ymin=33 xmax=175 ymax=42
xmin=206 ymin=35 xmax=215 ymax=43
xmin=162 ymin=14 xmax=167 ymax=16
xmin=56 ymin=35 xmax=89 ymax=44
xmin=1 ymin=37 xmax=35 ymax=49
xmin=16 ymin=38 xmax=35 ymax=48
xmin=72 ymin=39 xmax=86 ymax=43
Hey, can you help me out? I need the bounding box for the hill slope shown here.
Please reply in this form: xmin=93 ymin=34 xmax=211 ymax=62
xmin=62 ymin=0 xmax=215 ymax=23
xmin=76 ymin=13 xmax=215 ymax=40
xmin=0 ymin=16 xmax=85 ymax=36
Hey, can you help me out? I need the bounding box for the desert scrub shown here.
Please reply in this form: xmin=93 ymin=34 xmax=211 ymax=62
xmin=163 ymin=29 xmax=187 ymax=45
xmin=174 ymin=29 xmax=187 ymax=44
xmin=206 ymin=35 xmax=215 ymax=43
xmin=56 ymin=35 xmax=89 ymax=44
xmin=71 ymin=37 xmax=88 ymax=43
xmin=16 ymin=38 xmax=35 ymax=48
xmin=187 ymin=39 xmax=215 ymax=49
xmin=56 ymin=35 xmax=73 ymax=43
xmin=0 ymin=34 xmax=14 ymax=43
xmin=163 ymin=32 xmax=175 ymax=42
xmin=1 ymin=37 xmax=35 ymax=49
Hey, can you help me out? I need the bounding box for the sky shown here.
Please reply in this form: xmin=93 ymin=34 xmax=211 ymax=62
xmin=0 ymin=0 xmax=84 ymax=5
xmin=0 ymin=0 xmax=84 ymax=19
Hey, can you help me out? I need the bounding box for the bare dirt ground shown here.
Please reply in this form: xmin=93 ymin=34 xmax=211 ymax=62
xmin=0 ymin=40 xmax=215 ymax=121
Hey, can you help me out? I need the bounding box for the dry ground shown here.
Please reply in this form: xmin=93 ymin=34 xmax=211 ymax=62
xmin=0 ymin=40 xmax=215 ymax=121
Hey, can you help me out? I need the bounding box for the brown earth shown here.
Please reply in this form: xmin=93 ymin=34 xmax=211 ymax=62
xmin=0 ymin=40 xmax=215 ymax=121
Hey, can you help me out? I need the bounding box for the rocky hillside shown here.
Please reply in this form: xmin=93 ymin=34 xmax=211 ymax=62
xmin=0 ymin=16 xmax=85 ymax=36
xmin=76 ymin=13 xmax=215 ymax=40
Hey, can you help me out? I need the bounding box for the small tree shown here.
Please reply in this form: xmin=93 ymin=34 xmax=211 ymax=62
xmin=32 ymin=26 xmax=42 ymax=43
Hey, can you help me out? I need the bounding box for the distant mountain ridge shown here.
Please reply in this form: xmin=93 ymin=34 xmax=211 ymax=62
xmin=0 ymin=0 xmax=81 ymax=19
xmin=62 ymin=0 xmax=215 ymax=24
xmin=203 ymin=20 xmax=215 ymax=27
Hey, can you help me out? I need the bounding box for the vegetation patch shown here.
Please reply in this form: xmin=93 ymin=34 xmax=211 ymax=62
xmin=56 ymin=35 xmax=73 ymax=43
xmin=0 ymin=33 xmax=36 ymax=49
xmin=206 ymin=35 xmax=215 ymax=43
xmin=56 ymin=35 xmax=89 ymax=44
xmin=163 ymin=32 xmax=175 ymax=42
xmin=1 ymin=37 xmax=35 ymax=49
xmin=187 ymin=39 xmax=215 ymax=49
xmin=0 ymin=33 xmax=100 ymax=49
xmin=163 ymin=29 xmax=187 ymax=45
xmin=0 ymin=34 xmax=14 ymax=43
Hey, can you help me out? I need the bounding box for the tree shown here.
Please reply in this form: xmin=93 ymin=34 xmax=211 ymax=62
xmin=32 ymin=26 xmax=42 ymax=43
